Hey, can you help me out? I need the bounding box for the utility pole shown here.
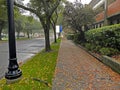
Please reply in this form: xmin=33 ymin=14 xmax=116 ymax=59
xmin=104 ymin=0 xmax=108 ymax=26
xmin=5 ymin=0 xmax=22 ymax=81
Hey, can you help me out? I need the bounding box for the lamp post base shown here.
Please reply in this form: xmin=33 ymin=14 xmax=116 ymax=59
xmin=5 ymin=69 xmax=22 ymax=80
xmin=6 ymin=76 xmax=22 ymax=84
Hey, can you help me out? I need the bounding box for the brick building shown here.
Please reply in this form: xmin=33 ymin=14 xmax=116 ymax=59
xmin=89 ymin=0 xmax=120 ymax=28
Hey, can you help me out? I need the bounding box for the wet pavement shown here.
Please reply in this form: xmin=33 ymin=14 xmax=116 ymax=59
xmin=0 ymin=38 xmax=45 ymax=79
xmin=52 ymin=38 xmax=120 ymax=90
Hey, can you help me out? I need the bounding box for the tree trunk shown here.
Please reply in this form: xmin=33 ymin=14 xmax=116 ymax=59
xmin=27 ymin=31 xmax=30 ymax=38
xmin=0 ymin=27 xmax=2 ymax=40
xmin=80 ymin=30 xmax=85 ymax=43
xmin=84 ymin=25 xmax=89 ymax=31
xmin=44 ymin=17 xmax=51 ymax=52
xmin=53 ymin=25 xmax=57 ymax=43
xmin=17 ymin=31 xmax=20 ymax=39
xmin=78 ymin=26 xmax=86 ymax=43
xmin=31 ymin=30 xmax=33 ymax=38
xmin=44 ymin=26 xmax=51 ymax=52
xmin=0 ymin=21 xmax=5 ymax=40
xmin=39 ymin=17 xmax=51 ymax=52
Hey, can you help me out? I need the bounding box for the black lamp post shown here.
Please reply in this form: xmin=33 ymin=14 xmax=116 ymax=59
xmin=5 ymin=0 xmax=22 ymax=80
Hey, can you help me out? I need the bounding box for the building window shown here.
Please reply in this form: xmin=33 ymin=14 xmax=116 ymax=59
xmin=117 ymin=19 xmax=120 ymax=24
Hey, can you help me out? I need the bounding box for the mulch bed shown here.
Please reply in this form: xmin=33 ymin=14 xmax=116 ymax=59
xmin=91 ymin=52 xmax=120 ymax=63
xmin=112 ymin=55 xmax=120 ymax=63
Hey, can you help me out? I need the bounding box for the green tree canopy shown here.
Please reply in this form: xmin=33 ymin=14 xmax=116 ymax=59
xmin=63 ymin=1 xmax=95 ymax=42
xmin=15 ymin=0 xmax=61 ymax=52
xmin=63 ymin=1 xmax=95 ymax=31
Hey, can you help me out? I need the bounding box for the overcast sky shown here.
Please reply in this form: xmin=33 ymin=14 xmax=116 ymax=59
xmin=23 ymin=0 xmax=92 ymax=15
xmin=68 ymin=0 xmax=92 ymax=4
xmin=24 ymin=0 xmax=92 ymax=4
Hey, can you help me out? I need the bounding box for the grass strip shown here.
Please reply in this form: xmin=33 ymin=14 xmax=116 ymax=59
xmin=0 ymin=39 xmax=61 ymax=90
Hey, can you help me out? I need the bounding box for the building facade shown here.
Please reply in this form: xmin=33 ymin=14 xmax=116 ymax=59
xmin=89 ymin=0 xmax=120 ymax=28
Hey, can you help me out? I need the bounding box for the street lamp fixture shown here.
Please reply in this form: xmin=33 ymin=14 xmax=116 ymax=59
xmin=5 ymin=0 xmax=22 ymax=80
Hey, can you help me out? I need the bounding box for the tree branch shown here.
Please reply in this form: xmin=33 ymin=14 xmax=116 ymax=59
xmin=49 ymin=0 xmax=61 ymax=17
xmin=14 ymin=1 xmax=38 ymax=16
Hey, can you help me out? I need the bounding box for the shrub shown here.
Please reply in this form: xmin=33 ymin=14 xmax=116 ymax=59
xmin=85 ymin=43 xmax=101 ymax=52
xmin=99 ymin=48 xmax=111 ymax=56
xmin=73 ymin=33 xmax=81 ymax=44
xmin=99 ymin=47 xmax=119 ymax=56
xmin=73 ymin=32 xmax=86 ymax=44
xmin=94 ymin=45 xmax=102 ymax=53
xmin=67 ymin=34 xmax=74 ymax=40
xmin=85 ymin=24 xmax=120 ymax=50
xmin=85 ymin=43 xmax=92 ymax=50
xmin=85 ymin=43 xmax=95 ymax=51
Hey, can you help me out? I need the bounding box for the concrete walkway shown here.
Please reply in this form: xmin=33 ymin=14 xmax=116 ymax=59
xmin=52 ymin=38 xmax=120 ymax=90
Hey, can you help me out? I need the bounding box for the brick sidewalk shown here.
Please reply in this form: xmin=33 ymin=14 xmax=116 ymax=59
xmin=52 ymin=38 xmax=120 ymax=90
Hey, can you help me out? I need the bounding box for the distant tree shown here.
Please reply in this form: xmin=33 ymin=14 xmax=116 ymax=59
xmin=29 ymin=19 xmax=42 ymax=37
xmin=15 ymin=19 xmax=23 ymax=39
xmin=57 ymin=4 xmax=64 ymax=25
xmin=63 ymin=1 xmax=95 ymax=42
xmin=51 ymin=10 xmax=58 ymax=43
xmin=51 ymin=2 xmax=64 ymax=43
xmin=0 ymin=0 xmax=7 ymax=40
xmin=0 ymin=0 xmax=25 ymax=40
xmin=15 ymin=9 xmax=25 ymax=39
xmin=23 ymin=16 xmax=33 ymax=38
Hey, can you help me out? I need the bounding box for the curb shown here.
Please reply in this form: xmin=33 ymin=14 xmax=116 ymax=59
xmin=101 ymin=56 xmax=120 ymax=74
xmin=77 ymin=44 xmax=120 ymax=74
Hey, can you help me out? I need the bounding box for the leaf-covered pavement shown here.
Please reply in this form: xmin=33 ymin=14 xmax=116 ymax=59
xmin=53 ymin=38 xmax=120 ymax=90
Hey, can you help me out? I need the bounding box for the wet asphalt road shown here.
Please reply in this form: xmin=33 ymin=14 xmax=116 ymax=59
xmin=0 ymin=38 xmax=45 ymax=79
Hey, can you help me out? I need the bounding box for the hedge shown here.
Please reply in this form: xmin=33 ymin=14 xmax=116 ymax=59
xmin=85 ymin=24 xmax=120 ymax=51
xmin=66 ymin=34 xmax=74 ymax=40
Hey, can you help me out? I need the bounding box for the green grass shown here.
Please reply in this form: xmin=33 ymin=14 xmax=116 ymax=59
xmin=0 ymin=39 xmax=61 ymax=90
xmin=0 ymin=38 xmax=31 ymax=44
xmin=0 ymin=40 xmax=7 ymax=43
xmin=0 ymin=37 xmax=28 ymax=41
xmin=16 ymin=37 xmax=32 ymax=41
